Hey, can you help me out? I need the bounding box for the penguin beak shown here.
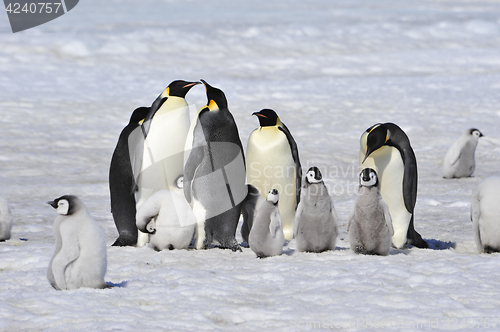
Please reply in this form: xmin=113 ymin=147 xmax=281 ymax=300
xmin=252 ymin=112 xmax=267 ymax=118
xmin=46 ymin=200 xmax=58 ymax=209
xmin=362 ymin=150 xmax=371 ymax=164
xmin=183 ymin=81 xmax=201 ymax=89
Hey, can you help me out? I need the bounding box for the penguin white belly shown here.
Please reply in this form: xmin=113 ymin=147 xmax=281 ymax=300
xmin=473 ymin=178 xmax=500 ymax=252
xmin=361 ymin=146 xmax=411 ymax=248
xmin=246 ymin=128 xmax=296 ymax=240
xmin=136 ymin=97 xmax=191 ymax=246
xmin=183 ymin=106 xmax=203 ymax=167
xmin=192 ymin=197 xmax=207 ymax=249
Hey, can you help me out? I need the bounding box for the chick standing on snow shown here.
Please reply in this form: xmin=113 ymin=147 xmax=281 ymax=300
xmin=471 ymin=176 xmax=500 ymax=253
xmin=443 ymin=128 xmax=483 ymax=179
xmin=348 ymin=168 xmax=394 ymax=256
xmin=47 ymin=195 xmax=108 ymax=290
xmin=249 ymin=189 xmax=284 ymax=258
xmin=0 ymin=197 xmax=12 ymax=241
xmin=294 ymin=167 xmax=338 ymax=253
xmin=136 ymin=176 xmax=195 ymax=251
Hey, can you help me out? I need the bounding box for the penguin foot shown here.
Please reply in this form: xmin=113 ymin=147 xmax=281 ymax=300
xmin=354 ymin=246 xmax=367 ymax=254
xmin=406 ymin=236 xmax=428 ymax=249
xmin=214 ymin=244 xmax=242 ymax=252
xmin=112 ymin=236 xmax=137 ymax=247
xmin=484 ymin=245 xmax=500 ymax=254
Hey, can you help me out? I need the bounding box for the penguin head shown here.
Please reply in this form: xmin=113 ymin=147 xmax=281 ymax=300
xmin=162 ymin=80 xmax=201 ymax=99
xmin=47 ymin=195 xmax=80 ymax=216
xmin=252 ymin=109 xmax=280 ymax=127
xmin=362 ymin=123 xmax=390 ymax=163
xmin=359 ymin=168 xmax=378 ymax=187
xmin=468 ymin=128 xmax=484 ymax=139
xmin=201 ymin=79 xmax=228 ymax=112
xmin=129 ymin=107 xmax=150 ymax=125
xmin=305 ymin=166 xmax=323 ymax=184
xmin=175 ymin=175 xmax=184 ymax=189
xmin=267 ymin=189 xmax=279 ymax=205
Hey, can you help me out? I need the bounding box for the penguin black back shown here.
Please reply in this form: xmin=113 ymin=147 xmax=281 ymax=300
xmin=108 ymin=106 xmax=149 ymax=246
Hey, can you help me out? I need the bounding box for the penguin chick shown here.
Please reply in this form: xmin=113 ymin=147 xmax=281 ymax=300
xmin=0 ymin=197 xmax=12 ymax=241
xmin=135 ymin=177 xmax=195 ymax=251
xmin=47 ymin=195 xmax=107 ymax=290
xmin=471 ymin=176 xmax=500 ymax=253
xmin=249 ymin=189 xmax=284 ymax=258
xmin=443 ymin=128 xmax=483 ymax=179
xmin=347 ymin=168 xmax=394 ymax=256
xmin=294 ymin=167 xmax=338 ymax=253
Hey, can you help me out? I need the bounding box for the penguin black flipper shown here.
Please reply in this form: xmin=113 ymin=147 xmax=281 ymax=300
xmin=109 ymin=106 xmax=150 ymax=246
xmin=397 ymin=133 xmax=427 ymax=249
xmin=278 ymin=124 xmax=302 ymax=206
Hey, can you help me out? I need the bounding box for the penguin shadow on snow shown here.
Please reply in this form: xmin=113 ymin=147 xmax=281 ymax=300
xmin=386 ymin=239 xmax=456 ymax=255
xmin=106 ymin=280 xmax=128 ymax=288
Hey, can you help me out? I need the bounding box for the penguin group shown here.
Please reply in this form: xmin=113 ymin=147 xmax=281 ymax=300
xmin=104 ymin=79 xmax=499 ymax=259
xmin=3 ymin=79 xmax=493 ymax=291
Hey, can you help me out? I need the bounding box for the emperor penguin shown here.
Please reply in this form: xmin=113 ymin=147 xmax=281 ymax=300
xmin=443 ymin=128 xmax=483 ymax=179
xmin=471 ymin=176 xmax=500 ymax=253
xmin=47 ymin=195 xmax=107 ymax=290
xmin=240 ymin=184 xmax=266 ymax=244
xmin=183 ymin=79 xmax=247 ymax=251
xmin=347 ymin=168 xmax=394 ymax=256
xmin=246 ymin=108 xmax=301 ymax=241
xmin=294 ymin=167 xmax=338 ymax=253
xmin=109 ymin=106 xmax=150 ymax=246
xmin=136 ymin=176 xmax=196 ymax=251
xmin=360 ymin=123 xmax=427 ymax=249
xmin=135 ymin=80 xmax=200 ymax=246
xmin=0 ymin=196 xmax=12 ymax=241
xmin=249 ymin=189 xmax=285 ymax=258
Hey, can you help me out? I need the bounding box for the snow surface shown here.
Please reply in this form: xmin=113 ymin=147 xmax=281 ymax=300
xmin=2 ymin=0 xmax=500 ymax=331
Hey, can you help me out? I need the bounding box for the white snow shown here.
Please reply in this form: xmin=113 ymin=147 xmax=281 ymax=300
xmin=2 ymin=0 xmax=500 ymax=331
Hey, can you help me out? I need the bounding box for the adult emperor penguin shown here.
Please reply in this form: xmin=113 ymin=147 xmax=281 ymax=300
xmin=135 ymin=80 xmax=200 ymax=246
xmin=347 ymin=168 xmax=394 ymax=256
xmin=136 ymin=176 xmax=195 ymax=251
xmin=249 ymin=189 xmax=285 ymax=258
xmin=246 ymin=108 xmax=301 ymax=241
xmin=47 ymin=195 xmax=107 ymax=290
xmin=471 ymin=176 xmax=500 ymax=253
xmin=360 ymin=122 xmax=427 ymax=249
xmin=443 ymin=128 xmax=483 ymax=179
xmin=109 ymin=106 xmax=150 ymax=246
xmin=183 ymin=79 xmax=247 ymax=251
xmin=294 ymin=167 xmax=338 ymax=253
xmin=0 ymin=197 xmax=12 ymax=241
